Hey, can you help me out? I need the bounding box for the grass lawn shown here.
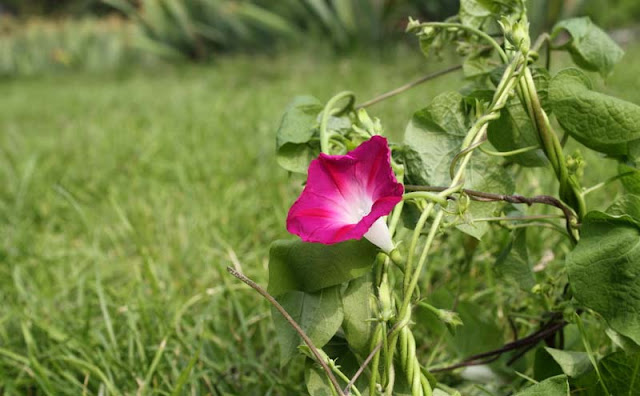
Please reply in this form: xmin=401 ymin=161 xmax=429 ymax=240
xmin=1 ymin=42 xmax=639 ymax=394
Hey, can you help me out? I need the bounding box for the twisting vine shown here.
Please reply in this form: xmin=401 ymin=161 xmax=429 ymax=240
xmin=233 ymin=0 xmax=638 ymax=394
xmin=381 ymin=49 xmax=529 ymax=395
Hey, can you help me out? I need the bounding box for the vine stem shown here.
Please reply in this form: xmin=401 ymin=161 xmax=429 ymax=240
xmin=531 ymin=33 xmax=550 ymax=53
xmin=403 ymin=191 xmax=448 ymax=205
xmin=575 ymin=313 xmax=611 ymax=396
xmin=332 ymin=366 xmax=362 ymax=396
xmin=400 ymin=209 xmax=445 ymax=319
xmin=226 ymin=267 xmax=346 ymax=396
xmin=471 ymin=214 xmax=565 ymax=222
xmin=404 ymin=185 xmax=578 ymax=243
xmin=520 ymin=66 xmax=586 ymax=222
xmin=356 ymin=65 xmax=462 ymax=109
xmin=320 ymin=91 xmax=355 ymax=154
xmin=344 ymin=327 xmax=384 ymax=394
xmin=383 ymin=53 xmax=527 ymax=394
xmin=582 ymin=171 xmax=636 ymax=196
xmin=478 ymin=144 xmax=539 ymax=157
xmin=402 ymin=202 xmax=435 ymax=293
xmin=430 ymin=316 xmax=567 ymax=373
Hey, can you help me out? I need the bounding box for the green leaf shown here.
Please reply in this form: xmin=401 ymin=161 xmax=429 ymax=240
xmin=448 ymin=300 xmax=504 ymax=357
xmin=544 ymin=347 xmax=592 ymax=378
xmin=415 ymin=290 xmax=453 ymax=338
xmin=531 ymin=66 xmax=553 ymax=115
xmin=487 ymin=95 xmax=547 ymax=167
xmin=391 ymin=370 xmax=413 ymax=396
xmin=573 ymin=352 xmax=640 ymax=395
xmin=534 ymin=347 xmax=563 ymax=381
xmin=447 ymin=156 xmax=515 ymax=239
xmin=273 ymin=286 xmax=344 ymax=365
xmin=459 ymin=0 xmax=493 ymax=29
xmin=566 ymin=211 xmax=640 ymax=346
xmin=605 ymin=328 xmax=640 ymax=354
xmin=549 ymin=68 xmax=640 ymax=156
xmin=341 ymin=275 xmax=374 ymax=355
xmin=398 ymin=197 xmax=422 ymax=230
xmin=418 ymin=33 xmax=438 ymax=59
xmin=463 ymin=52 xmax=494 ymax=78
xmin=276 ymin=96 xmax=323 ymax=173
xmin=394 ymin=145 xmax=426 ymax=189
xmin=514 ymin=375 xmax=569 ymax=395
xmin=416 ymin=25 xmax=448 ymax=60
xmin=619 ymin=163 xmax=640 ymax=195
xmin=595 ymin=352 xmax=640 ymax=395
xmin=402 ymin=91 xmax=470 ymax=186
xmin=304 ymin=359 xmax=333 ymax=396
xmin=463 ymin=89 xmax=495 ymax=106
xmin=103 ymin=0 xmax=137 ymax=15
xmin=606 ymin=194 xmax=640 ymax=224
xmin=268 ymin=239 xmax=378 ymax=296
xmin=495 ymin=229 xmax=535 ymax=290
xmin=551 ymin=17 xmax=624 ymax=77
xmin=486 ymin=65 xmax=549 ymax=165
xmin=433 ymin=390 xmax=462 ymax=396
xmin=631 ymin=140 xmax=640 ymax=160
xmin=234 ymin=3 xmax=298 ymax=37
xmin=304 ymin=339 xmax=370 ymax=395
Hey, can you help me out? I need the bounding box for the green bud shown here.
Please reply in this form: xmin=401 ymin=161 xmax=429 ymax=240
xmin=421 ymin=26 xmax=435 ymax=37
xmin=353 ymin=108 xmax=383 ymax=137
xmin=457 ymin=193 xmax=470 ymax=214
xmin=566 ymin=150 xmax=585 ymax=179
xmin=456 ymin=41 xmax=472 ymax=57
xmin=377 ymin=276 xmax=394 ymax=321
xmin=419 ymin=302 xmax=463 ymax=334
xmin=499 ymin=15 xmax=530 ymax=52
xmin=388 ymin=248 xmax=405 ymax=267
xmin=438 ymin=309 xmax=463 ymax=329
xmin=511 ymin=20 xmax=531 ymax=52
xmin=406 ymin=17 xmax=421 ymax=33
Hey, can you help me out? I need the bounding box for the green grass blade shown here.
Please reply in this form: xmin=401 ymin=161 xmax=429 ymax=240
xmin=170 ymin=350 xmax=200 ymax=396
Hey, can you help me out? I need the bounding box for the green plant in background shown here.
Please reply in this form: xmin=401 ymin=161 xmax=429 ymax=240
xmin=529 ymin=0 xmax=640 ymax=34
xmin=0 ymin=16 xmax=147 ymax=76
xmin=103 ymin=0 xmax=298 ymax=60
xmin=580 ymin=0 xmax=640 ymax=29
xmin=102 ymin=0 xmax=461 ymax=58
xmin=280 ymin=0 xmax=417 ymax=51
xmin=0 ymin=0 xmax=465 ymax=73
xmin=0 ymin=0 xmax=109 ymax=17
xmin=233 ymin=0 xmax=640 ymax=394
xmin=0 ymin=0 xmax=636 ymax=73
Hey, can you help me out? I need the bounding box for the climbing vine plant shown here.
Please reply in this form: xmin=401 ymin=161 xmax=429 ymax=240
xmin=229 ymin=1 xmax=640 ymax=394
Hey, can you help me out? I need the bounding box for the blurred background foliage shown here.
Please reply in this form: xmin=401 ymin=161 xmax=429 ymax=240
xmin=0 ymin=0 xmax=110 ymax=16
xmin=0 ymin=16 xmax=153 ymax=76
xmin=0 ymin=0 xmax=637 ymax=75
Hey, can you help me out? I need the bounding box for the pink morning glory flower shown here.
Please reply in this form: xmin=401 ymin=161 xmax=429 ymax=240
xmin=286 ymin=136 xmax=404 ymax=253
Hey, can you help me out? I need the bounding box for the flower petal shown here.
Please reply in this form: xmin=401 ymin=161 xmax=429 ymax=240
xmin=286 ymin=136 xmax=403 ymax=250
xmin=352 ymin=135 xmax=404 ymax=200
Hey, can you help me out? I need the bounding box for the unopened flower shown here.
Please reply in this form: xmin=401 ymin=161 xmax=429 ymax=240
xmin=286 ymin=136 xmax=403 ymax=252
